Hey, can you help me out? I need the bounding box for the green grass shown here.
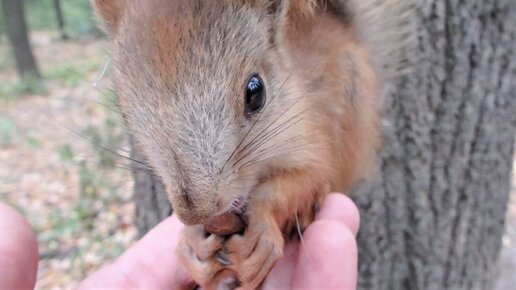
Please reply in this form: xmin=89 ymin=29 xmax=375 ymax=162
xmin=25 ymin=136 xmax=41 ymax=148
xmin=36 ymin=158 xmax=123 ymax=261
xmin=43 ymin=60 xmax=101 ymax=86
xmin=57 ymin=144 xmax=74 ymax=161
xmin=0 ymin=60 xmax=101 ymax=102
xmin=0 ymin=76 xmax=47 ymax=102
xmin=0 ymin=116 xmax=16 ymax=147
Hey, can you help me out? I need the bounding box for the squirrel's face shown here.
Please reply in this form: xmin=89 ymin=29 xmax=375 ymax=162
xmin=93 ymin=0 xmax=320 ymax=225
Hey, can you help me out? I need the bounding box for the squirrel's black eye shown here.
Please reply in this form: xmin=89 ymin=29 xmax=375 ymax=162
xmin=245 ymin=74 xmax=266 ymax=116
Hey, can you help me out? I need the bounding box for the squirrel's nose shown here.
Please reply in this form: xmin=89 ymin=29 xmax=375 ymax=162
xmin=171 ymin=188 xmax=217 ymax=225
xmin=180 ymin=189 xmax=195 ymax=210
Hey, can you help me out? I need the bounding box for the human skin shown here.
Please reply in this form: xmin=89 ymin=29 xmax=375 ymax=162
xmin=0 ymin=193 xmax=359 ymax=289
xmin=0 ymin=203 xmax=38 ymax=290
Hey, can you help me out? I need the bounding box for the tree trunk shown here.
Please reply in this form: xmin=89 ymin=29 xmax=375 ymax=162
xmin=1 ymin=0 xmax=40 ymax=79
xmin=352 ymin=0 xmax=516 ymax=289
xmin=130 ymin=137 xmax=171 ymax=237
xmin=130 ymin=0 xmax=516 ymax=289
xmin=53 ymin=0 xmax=68 ymax=40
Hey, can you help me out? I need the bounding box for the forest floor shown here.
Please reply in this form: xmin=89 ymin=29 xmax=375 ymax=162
xmin=0 ymin=33 xmax=515 ymax=289
xmin=0 ymin=32 xmax=135 ymax=289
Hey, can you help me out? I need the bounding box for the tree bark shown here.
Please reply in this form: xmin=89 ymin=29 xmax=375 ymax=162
xmin=130 ymin=0 xmax=516 ymax=289
xmin=130 ymin=138 xmax=171 ymax=237
xmin=1 ymin=0 xmax=40 ymax=79
xmin=353 ymin=0 xmax=516 ymax=289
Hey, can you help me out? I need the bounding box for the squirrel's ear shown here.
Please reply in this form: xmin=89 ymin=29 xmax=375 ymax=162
xmin=252 ymin=0 xmax=317 ymax=45
xmin=90 ymin=0 xmax=122 ymax=34
xmin=248 ymin=0 xmax=317 ymax=18
xmin=287 ymin=0 xmax=317 ymax=18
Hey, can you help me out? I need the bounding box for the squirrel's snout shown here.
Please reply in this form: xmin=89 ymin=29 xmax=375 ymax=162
xmin=172 ymin=190 xmax=218 ymax=226
xmin=174 ymin=203 xmax=213 ymax=225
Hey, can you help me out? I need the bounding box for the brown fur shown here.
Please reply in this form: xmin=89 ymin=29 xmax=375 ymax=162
xmin=91 ymin=0 xmax=395 ymax=289
xmin=91 ymin=0 xmax=121 ymax=32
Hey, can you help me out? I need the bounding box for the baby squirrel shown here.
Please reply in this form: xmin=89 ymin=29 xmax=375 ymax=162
xmin=92 ymin=0 xmax=412 ymax=289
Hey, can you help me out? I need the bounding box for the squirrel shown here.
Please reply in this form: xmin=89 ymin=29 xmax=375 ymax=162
xmin=91 ymin=0 xmax=413 ymax=289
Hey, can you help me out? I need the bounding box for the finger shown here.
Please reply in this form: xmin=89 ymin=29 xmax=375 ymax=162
xmin=77 ymin=215 xmax=193 ymax=289
xmin=0 ymin=203 xmax=38 ymax=290
xmin=261 ymin=240 xmax=299 ymax=290
xmin=292 ymin=220 xmax=358 ymax=290
xmin=315 ymin=193 xmax=360 ymax=235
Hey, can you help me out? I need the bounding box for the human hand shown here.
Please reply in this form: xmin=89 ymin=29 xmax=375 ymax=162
xmin=0 ymin=203 xmax=38 ymax=290
xmin=0 ymin=193 xmax=359 ymax=289
xmin=261 ymin=193 xmax=359 ymax=290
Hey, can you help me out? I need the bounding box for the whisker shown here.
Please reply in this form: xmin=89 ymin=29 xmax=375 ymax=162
xmin=233 ymin=102 xmax=318 ymax=168
xmin=235 ymin=94 xmax=304 ymax=156
xmin=88 ymin=98 xmax=120 ymax=114
xmin=239 ymin=144 xmax=324 ymax=171
xmin=234 ymin=122 xmax=303 ymax=166
xmin=59 ymin=122 xmax=149 ymax=168
xmin=231 ymin=115 xmax=303 ymax=169
xmin=219 ymin=69 xmax=297 ymax=173
xmin=295 ymin=213 xmax=308 ymax=260
xmin=244 ymin=133 xmax=309 ymax=159
xmin=92 ymin=57 xmax=112 ymax=90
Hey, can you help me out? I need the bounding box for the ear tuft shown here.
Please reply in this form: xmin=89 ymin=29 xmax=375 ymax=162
xmin=289 ymin=0 xmax=318 ymax=18
xmin=91 ymin=0 xmax=122 ymax=34
xmin=337 ymin=0 xmax=416 ymax=81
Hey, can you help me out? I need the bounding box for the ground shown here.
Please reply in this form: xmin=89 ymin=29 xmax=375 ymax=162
xmin=0 ymin=32 xmax=134 ymax=289
xmin=0 ymin=33 xmax=514 ymax=289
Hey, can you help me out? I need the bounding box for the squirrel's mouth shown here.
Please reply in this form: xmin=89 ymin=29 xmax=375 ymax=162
xmin=204 ymin=196 xmax=248 ymax=236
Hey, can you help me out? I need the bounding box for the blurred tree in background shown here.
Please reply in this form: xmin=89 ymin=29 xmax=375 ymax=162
xmin=1 ymin=0 xmax=40 ymax=79
xmin=0 ymin=0 xmax=100 ymax=83
xmin=53 ymin=0 xmax=68 ymax=40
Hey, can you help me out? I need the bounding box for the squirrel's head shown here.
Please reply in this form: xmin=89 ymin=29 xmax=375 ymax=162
xmin=92 ymin=0 xmax=328 ymax=225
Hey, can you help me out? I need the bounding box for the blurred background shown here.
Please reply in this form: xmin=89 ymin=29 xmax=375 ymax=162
xmin=0 ymin=1 xmax=514 ymax=289
xmin=0 ymin=0 xmax=135 ymax=289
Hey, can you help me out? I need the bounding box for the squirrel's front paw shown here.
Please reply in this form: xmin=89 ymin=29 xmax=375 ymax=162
xmin=226 ymin=218 xmax=284 ymax=289
xmin=176 ymin=225 xmax=237 ymax=290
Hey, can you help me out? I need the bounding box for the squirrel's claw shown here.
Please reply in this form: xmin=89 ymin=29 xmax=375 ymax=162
xmin=176 ymin=225 xmax=235 ymax=290
xmin=226 ymin=217 xmax=284 ymax=289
